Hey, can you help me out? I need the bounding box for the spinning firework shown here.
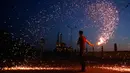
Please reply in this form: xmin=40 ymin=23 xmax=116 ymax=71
xmin=17 ymin=0 xmax=119 ymax=46
xmin=87 ymin=0 xmax=119 ymax=45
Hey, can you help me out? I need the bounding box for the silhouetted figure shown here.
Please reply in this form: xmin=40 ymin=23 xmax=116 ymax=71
xmin=77 ymin=30 xmax=94 ymax=72
xmin=114 ymin=43 xmax=117 ymax=52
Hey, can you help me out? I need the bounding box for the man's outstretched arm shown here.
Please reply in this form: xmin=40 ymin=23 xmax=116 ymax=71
xmin=85 ymin=38 xmax=94 ymax=47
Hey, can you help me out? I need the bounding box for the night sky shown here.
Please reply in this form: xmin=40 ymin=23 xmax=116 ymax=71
xmin=0 ymin=0 xmax=130 ymax=51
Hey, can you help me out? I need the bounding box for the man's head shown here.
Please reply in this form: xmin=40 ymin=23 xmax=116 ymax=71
xmin=79 ymin=30 xmax=83 ymax=36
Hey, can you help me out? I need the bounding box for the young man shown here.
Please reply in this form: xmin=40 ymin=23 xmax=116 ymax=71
xmin=77 ymin=30 xmax=94 ymax=72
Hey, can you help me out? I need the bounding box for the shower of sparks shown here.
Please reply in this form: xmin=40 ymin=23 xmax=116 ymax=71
xmin=19 ymin=0 xmax=88 ymax=44
xmin=87 ymin=0 xmax=119 ymax=45
xmin=4 ymin=0 xmax=94 ymax=60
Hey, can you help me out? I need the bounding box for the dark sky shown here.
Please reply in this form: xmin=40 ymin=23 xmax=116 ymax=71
xmin=0 ymin=0 xmax=130 ymax=51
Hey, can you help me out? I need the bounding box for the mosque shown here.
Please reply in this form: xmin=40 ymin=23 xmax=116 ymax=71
xmin=55 ymin=32 xmax=73 ymax=52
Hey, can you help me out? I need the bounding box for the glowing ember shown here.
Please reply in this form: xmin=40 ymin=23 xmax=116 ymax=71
xmin=97 ymin=37 xmax=105 ymax=45
xmin=87 ymin=0 xmax=119 ymax=45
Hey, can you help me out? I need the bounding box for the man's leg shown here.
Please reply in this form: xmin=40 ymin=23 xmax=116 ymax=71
xmin=81 ymin=55 xmax=86 ymax=71
xmin=79 ymin=51 xmax=86 ymax=72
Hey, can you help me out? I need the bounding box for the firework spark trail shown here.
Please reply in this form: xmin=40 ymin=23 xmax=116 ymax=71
xmin=87 ymin=0 xmax=119 ymax=45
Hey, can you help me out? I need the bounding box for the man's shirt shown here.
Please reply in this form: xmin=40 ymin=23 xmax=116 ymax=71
xmin=77 ymin=35 xmax=87 ymax=53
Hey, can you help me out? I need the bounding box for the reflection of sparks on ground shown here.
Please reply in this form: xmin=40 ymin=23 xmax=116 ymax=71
xmin=2 ymin=66 xmax=76 ymax=70
xmin=2 ymin=65 xmax=130 ymax=72
xmin=97 ymin=66 xmax=130 ymax=72
xmin=87 ymin=0 xmax=119 ymax=45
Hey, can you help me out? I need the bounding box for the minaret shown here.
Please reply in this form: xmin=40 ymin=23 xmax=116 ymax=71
xmin=56 ymin=32 xmax=60 ymax=47
xmin=56 ymin=32 xmax=62 ymax=47
xmin=57 ymin=32 xmax=59 ymax=43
